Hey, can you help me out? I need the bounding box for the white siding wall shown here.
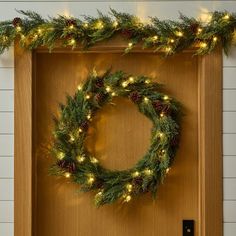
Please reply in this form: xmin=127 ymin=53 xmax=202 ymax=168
xmin=0 ymin=1 xmax=236 ymax=235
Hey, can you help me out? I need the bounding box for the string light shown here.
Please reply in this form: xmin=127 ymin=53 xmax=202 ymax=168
xmin=1 ymin=36 xmax=8 ymax=43
xmin=78 ymin=128 xmax=83 ymax=133
xmin=111 ymin=92 xmax=116 ymax=96
xmin=122 ymin=81 xmax=128 ymax=88
xmin=158 ymin=132 xmax=164 ymax=138
xmin=38 ymin=28 xmax=43 ymax=34
xmin=165 ymin=46 xmax=172 ymax=52
xmin=145 ymin=79 xmax=150 ymax=84
xmin=69 ymin=24 xmax=74 ymax=30
xmin=96 ymin=21 xmax=104 ymax=29
xmin=64 ymin=172 xmax=71 ymax=178
xmin=213 ymin=36 xmax=218 ymax=42
xmin=200 ymin=42 xmax=207 ymax=48
xmin=69 ymin=38 xmax=76 ymax=45
xmin=87 ymin=174 xmax=95 ymax=184
xmin=77 ymin=84 xmax=82 ymax=91
xmin=106 ymin=86 xmax=111 ymax=92
xmin=166 ymin=168 xmax=170 ymax=174
xmin=83 ymin=23 xmax=88 ymax=28
xmin=197 ymin=28 xmax=202 ymax=34
xmin=161 ymin=149 xmax=165 ymax=154
xmin=223 ymin=14 xmax=230 ymax=20
xmin=163 ymin=95 xmax=169 ymax=100
xmin=96 ymin=190 xmax=103 ymax=198
xmin=176 ymin=31 xmax=183 ymax=37
xmin=20 ymin=34 xmax=25 ymax=41
xmin=128 ymin=42 xmax=133 ymax=47
xmin=170 ymin=39 xmax=175 ymax=43
xmin=85 ymin=94 xmax=91 ymax=99
xmin=69 ymin=134 xmax=75 ymax=142
xmin=152 ymin=35 xmax=158 ymax=41
xmin=90 ymin=157 xmax=98 ymax=164
xmin=144 ymin=97 xmax=149 ymax=103
xmin=87 ymin=113 xmax=91 ymax=120
xmin=126 ymin=183 xmax=133 ymax=192
xmin=57 ymin=152 xmax=65 ymax=160
xmin=16 ymin=26 xmax=22 ymax=32
xmin=124 ymin=194 xmax=132 ymax=202
xmin=128 ymin=76 xmax=134 ymax=83
xmin=77 ymin=155 xmax=85 ymax=163
xmin=132 ymin=171 xmax=140 ymax=177
xmin=33 ymin=34 xmax=38 ymax=40
xmin=160 ymin=112 xmax=165 ymax=118
xmin=143 ymin=168 xmax=153 ymax=176
xmin=113 ymin=21 xmax=118 ymax=27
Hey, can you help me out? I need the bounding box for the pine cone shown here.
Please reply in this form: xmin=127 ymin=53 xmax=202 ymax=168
xmin=95 ymin=78 xmax=104 ymax=88
xmin=80 ymin=120 xmax=89 ymax=131
xmin=66 ymin=19 xmax=77 ymax=27
xmin=12 ymin=17 xmax=22 ymax=27
xmin=95 ymin=92 xmax=107 ymax=103
xmin=153 ymin=100 xmax=164 ymax=112
xmin=162 ymin=104 xmax=171 ymax=115
xmin=171 ymin=135 xmax=179 ymax=146
xmin=67 ymin=162 xmax=76 ymax=173
xmin=57 ymin=160 xmax=67 ymax=169
xmin=133 ymin=176 xmax=143 ymax=186
xmin=189 ymin=23 xmax=199 ymax=34
xmin=121 ymin=29 xmax=133 ymax=39
xmin=129 ymin=91 xmax=142 ymax=103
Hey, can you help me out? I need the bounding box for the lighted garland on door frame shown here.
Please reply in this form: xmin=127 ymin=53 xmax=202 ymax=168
xmin=50 ymin=70 xmax=181 ymax=206
xmin=0 ymin=9 xmax=236 ymax=56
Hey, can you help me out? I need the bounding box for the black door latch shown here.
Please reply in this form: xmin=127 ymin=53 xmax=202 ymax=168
xmin=183 ymin=220 xmax=194 ymax=236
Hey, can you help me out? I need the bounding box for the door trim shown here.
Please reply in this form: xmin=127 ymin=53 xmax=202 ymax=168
xmin=14 ymin=40 xmax=222 ymax=236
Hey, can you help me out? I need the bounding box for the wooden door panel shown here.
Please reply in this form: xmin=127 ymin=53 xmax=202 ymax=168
xmin=34 ymin=52 xmax=198 ymax=236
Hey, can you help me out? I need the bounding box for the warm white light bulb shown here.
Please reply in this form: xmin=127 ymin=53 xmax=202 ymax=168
xmin=65 ymin=172 xmax=71 ymax=178
xmin=77 ymin=155 xmax=85 ymax=163
xmin=163 ymin=95 xmax=169 ymax=100
xmin=126 ymin=183 xmax=133 ymax=192
xmin=176 ymin=31 xmax=183 ymax=37
xmin=129 ymin=77 xmax=134 ymax=83
xmin=58 ymin=152 xmax=65 ymax=160
xmin=122 ymin=81 xmax=128 ymax=88
xmin=124 ymin=195 xmax=132 ymax=202
xmin=106 ymin=86 xmax=111 ymax=92
xmin=128 ymin=42 xmax=133 ymax=47
xmin=132 ymin=171 xmax=140 ymax=177
xmin=91 ymin=157 xmax=98 ymax=164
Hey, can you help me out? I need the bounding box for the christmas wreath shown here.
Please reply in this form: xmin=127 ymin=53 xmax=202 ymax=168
xmin=50 ymin=70 xmax=181 ymax=206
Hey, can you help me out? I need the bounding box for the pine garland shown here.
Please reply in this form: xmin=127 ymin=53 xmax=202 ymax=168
xmin=50 ymin=70 xmax=181 ymax=206
xmin=0 ymin=10 xmax=236 ymax=56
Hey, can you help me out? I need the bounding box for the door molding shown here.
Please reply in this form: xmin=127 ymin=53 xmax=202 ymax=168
xmin=14 ymin=39 xmax=222 ymax=236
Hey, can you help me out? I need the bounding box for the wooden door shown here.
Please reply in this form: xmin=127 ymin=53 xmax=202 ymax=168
xmin=14 ymin=42 xmax=222 ymax=236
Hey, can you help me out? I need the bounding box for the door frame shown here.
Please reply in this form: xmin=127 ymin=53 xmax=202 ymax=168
xmin=14 ymin=39 xmax=223 ymax=236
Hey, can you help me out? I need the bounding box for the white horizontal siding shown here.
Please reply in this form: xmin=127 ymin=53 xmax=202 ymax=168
xmin=224 ymin=223 xmax=236 ymax=236
xmin=224 ymin=201 xmax=236 ymax=223
xmin=0 ymin=135 xmax=14 ymax=156
xmin=224 ymin=179 xmax=236 ymax=200
xmin=223 ymin=134 xmax=236 ymax=156
xmin=0 ymin=48 xmax=14 ymax=68
xmin=0 ymin=91 xmax=13 ymax=112
xmin=0 ymin=201 xmax=13 ymax=223
xmin=224 ymin=156 xmax=236 ymax=178
xmin=0 ymin=113 xmax=14 ymax=134
xmin=223 ymin=68 xmax=236 ymax=89
xmin=0 ymin=179 xmax=13 ymax=201
xmin=0 ymin=157 xmax=14 ymax=178
xmin=0 ymin=223 xmax=13 ymax=236
xmin=224 ymin=112 xmax=236 ymax=134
